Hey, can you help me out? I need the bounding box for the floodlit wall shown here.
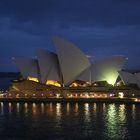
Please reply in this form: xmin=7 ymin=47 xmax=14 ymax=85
xmin=91 ymin=56 xmax=127 ymax=85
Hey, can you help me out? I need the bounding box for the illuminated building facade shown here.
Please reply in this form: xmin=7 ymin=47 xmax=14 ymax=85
xmin=7 ymin=36 xmax=140 ymax=98
xmin=13 ymin=36 xmax=127 ymax=87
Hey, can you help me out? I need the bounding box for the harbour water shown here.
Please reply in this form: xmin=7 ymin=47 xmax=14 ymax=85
xmin=0 ymin=102 xmax=140 ymax=140
xmin=0 ymin=77 xmax=13 ymax=91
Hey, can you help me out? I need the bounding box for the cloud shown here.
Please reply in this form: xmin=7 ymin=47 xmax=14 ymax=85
xmin=0 ymin=0 xmax=140 ymax=71
xmin=1 ymin=0 xmax=140 ymax=27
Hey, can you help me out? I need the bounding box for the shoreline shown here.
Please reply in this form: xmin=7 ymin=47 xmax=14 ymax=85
xmin=0 ymin=97 xmax=139 ymax=104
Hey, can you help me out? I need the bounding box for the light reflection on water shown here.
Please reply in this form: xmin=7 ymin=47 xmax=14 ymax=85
xmin=56 ymin=103 xmax=61 ymax=128
xmin=24 ymin=102 xmax=28 ymax=114
xmin=66 ymin=103 xmax=70 ymax=115
xmin=75 ymin=103 xmax=79 ymax=114
xmin=132 ymin=104 xmax=136 ymax=120
xmin=93 ymin=103 xmax=96 ymax=112
xmin=8 ymin=102 xmax=12 ymax=114
xmin=32 ymin=103 xmax=37 ymax=114
xmin=0 ymin=102 xmax=4 ymax=115
xmin=84 ymin=103 xmax=90 ymax=123
xmin=103 ymin=103 xmax=106 ymax=113
xmin=41 ymin=103 xmax=44 ymax=113
xmin=105 ymin=104 xmax=128 ymax=139
xmin=119 ymin=104 xmax=126 ymax=122
xmin=0 ymin=102 xmax=139 ymax=139
xmin=16 ymin=103 xmax=20 ymax=113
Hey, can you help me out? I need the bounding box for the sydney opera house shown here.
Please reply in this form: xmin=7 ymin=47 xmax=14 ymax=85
xmin=8 ymin=36 xmax=140 ymax=98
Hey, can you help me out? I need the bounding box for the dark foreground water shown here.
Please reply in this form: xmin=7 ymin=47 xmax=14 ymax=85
xmin=0 ymin=102 xmax=140 ymax=140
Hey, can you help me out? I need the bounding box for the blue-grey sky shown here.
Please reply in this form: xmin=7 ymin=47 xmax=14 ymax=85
xmin=0 ymin=0 xmax=140 ymax=71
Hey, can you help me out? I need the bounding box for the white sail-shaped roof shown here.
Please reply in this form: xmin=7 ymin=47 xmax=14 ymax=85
xmin=28 ymin=60 xmax=40 ymax=80
xmin=119 ymin=71 xmax=137 ymax=85
xmin=36 ymin=49 xmax=60 ymax=83
xmin=53 ymin=36 xmax=91 ymax=85
xmin=91 ymin=56 xmax=126 ymax=85
xmin=77 ymin=67 xmax=91 ymax=82
xmin=14 ymin=58 xmax=40 ymax=79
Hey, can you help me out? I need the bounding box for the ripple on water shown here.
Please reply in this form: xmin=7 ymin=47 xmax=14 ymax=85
xmin=0 ymin=103 xmax=139 ymax=140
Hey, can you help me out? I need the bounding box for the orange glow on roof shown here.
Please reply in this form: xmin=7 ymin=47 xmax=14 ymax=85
xmin=28 ymin=77 xmax=39 ymax=82
xmin=46 ymin=80 xmax=61 ymax=87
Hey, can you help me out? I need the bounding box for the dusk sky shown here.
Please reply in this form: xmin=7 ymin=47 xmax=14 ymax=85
xmin=0 ymin=0 xmax=140 ymax=71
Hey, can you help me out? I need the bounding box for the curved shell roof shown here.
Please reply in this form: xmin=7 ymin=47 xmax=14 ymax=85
xmin=135 ymin=73 xmax=140 ymax=88
xmin=36 ymin=49 xmax=61 ymax=83
xmin=119 ymin=71 xmax=137 ymax=85
xmin=14 ymin=37 xmax=128 ymax=86
xmin=14 ymin=58 xmax=40 ymax=79
xmin=119 ymin=71 xmax=140 ymax=88
xmin=91 ymin=56 xmax=127 ymax=85
xmin=53 ymin=36 xmax=91 ymax=85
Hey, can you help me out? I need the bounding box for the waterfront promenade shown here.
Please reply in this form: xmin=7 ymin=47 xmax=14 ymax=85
xmin=0 ymin=97 xmax=140 ymax=104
